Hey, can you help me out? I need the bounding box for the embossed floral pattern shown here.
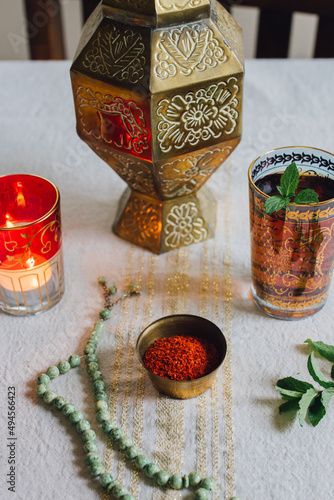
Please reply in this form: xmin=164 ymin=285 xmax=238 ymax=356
xmin=156 ymin=24 xmax=226 ymax=79
xmin=95 ymin=146 xmax=156 ymax=194
xmin=157 ymin=0 xmax=202 ymax=11
xmin=157 ymin=79 xmax=239 ymax=153
xmin=83 ymin=26 xmax=146 ymax=84
xmin=164 ymin=202 xmax=207 ymax=247
xmin=158 ymin=147 xmax=231 ymax=197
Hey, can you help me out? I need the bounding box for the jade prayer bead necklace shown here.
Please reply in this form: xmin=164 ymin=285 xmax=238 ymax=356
xmin=36 ymin=277 xmax=229 ymax=500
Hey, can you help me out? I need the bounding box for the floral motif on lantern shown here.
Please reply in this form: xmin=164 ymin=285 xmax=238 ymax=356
xmin=158 ymin=146 xmax=232 ymax=198
xmin=155 ymin=24 xmax=226 ymax=79
xmin=157 ymin=78 xmax=239 ymax=153
xmin=164 ymin=202 xmax=207 ymax=247
xmin=157 ymin=0 xmax=203 ymax=12
xmin=83 ymin=25 xmax=146 ymax=84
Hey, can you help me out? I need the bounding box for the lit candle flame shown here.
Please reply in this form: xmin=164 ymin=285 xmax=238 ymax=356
xmin=25 ymin=256 xmax=35 ymax=269
xmin=5 ymin=214 xmax=15 ymax=228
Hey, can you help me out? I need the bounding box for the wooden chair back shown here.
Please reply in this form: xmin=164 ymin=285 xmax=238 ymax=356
xmin=239 ymin=0 xmax=334 ymax=57
xmin=24 ymin=0 xmax=99 ymax=60
xmin=24 ymin=0 xmax=334 ymax=59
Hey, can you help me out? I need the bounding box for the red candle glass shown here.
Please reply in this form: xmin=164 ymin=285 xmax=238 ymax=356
xmin=0 ymin=174 xmax=64 ymax=315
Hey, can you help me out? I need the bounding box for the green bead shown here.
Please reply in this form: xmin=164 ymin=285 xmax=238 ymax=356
xmin=98 ymin=276 xmax=107 ymax=285
xmin=107 ymin=480 xmax=119 ymax=493
xmin=112 ymin=485 xmax=128 ymax=498
xmin=62 ymin=404 xmax=76 ymax=417
xmin=134 ymin=455 xmax=149 ymax=470
xmin=121 ymin=495 xmax=135 ymax=500
xmin=58 ymin=361 xmax=71 ymax=374
xmin=69 ymin=411 xmax=83 ymax=424
xmin=183 ymin=475 xmax=189 ymax=488
xmin=69 ymin=354 xmax=81 ymax=367
xmin=87 ymin=337 xmax=98 ymax=347
xmin=84 ymin=344 xmax=96 ymax=355
xmin=84 ymin=441 xmax=98 ymax=454
xmin=90 ymin=371 xmax=103 ymax=383
xmin=194 ymin=488 xmax=209 ymax=500
xmin=118 ymin=436 xmax=132 ymax=450
xmin=82 ymin=429 xmax=96 ymax=442
xmin=125 ymin=445 xmax=139 ymax=460
xmin=54 ymin=397 xmax=66 ymax=412
xmin=145 ymin=463 xmax=160 ymax=478
xmin=201 ymin=477 xmax=215 ymax=491
xmin=169 ymin=474 xmax=183 ymax=490
xmin=99 ymin=472 xmax=113 ymax=488
xmin=101 ymin=420 xmax=115 ymax=434
xmin=96 ymin=410 xmax=110 ymax=423
xmin=154 ymin=471 xmax=169 ymax=486
xmin=94 ymin=391 xmax=107 ymax=401
xmin=85 ymin=353 xmax=98 ymax=364
xmin=89 ymin=462 xmax=104 ymax=477
xmin=36 ymin=384 xmax=47 ymax=397
xmin=37 ymin=373 xmax=50 ymax=386
xmin=93 ymin=330 xmax=102 ymax=341
xmin=100 ymin=308 xmax=111 ymax=320
xmin=189 ymin=471 xmax=202 ymax=487
xmin=86 ymin=362 xmax=99 ymax=374
xmin=85 ymin=341 xmax=96 ymax=351
xmin=109 ymin=428 xmax=124 ymax=442
xmin=85 ymin=451 xmax=99 ymax=465
xmin=76 ymin=420 xmax=90 ymax=433
xmin=43 ymin=390 xmax=57 ymax=404
xmin=108 ymin=285 xmax=117 ymax=295
xmin=46 ymin=366 xmax=59 ymax=379
xmin=94 ymin=321 xmax=104 ymax=332
xmin=93 ymin=380 xmax=105 ymax=392
xmin=95 ymin=400 xmax=108 ymax=412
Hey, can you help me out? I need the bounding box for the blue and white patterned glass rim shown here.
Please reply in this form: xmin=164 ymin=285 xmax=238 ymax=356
xmin=250 ymin=145 xmax=334 ymax=189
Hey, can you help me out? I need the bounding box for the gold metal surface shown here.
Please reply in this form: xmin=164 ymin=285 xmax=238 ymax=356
xmin=136 ymin=314 xmax=227 ymax=399
xmin=70 ymin=0 xmax=244 ymax=253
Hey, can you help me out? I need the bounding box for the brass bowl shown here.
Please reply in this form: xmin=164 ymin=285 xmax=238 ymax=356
xmin=136 ymin=314 xmax=227 ymax=399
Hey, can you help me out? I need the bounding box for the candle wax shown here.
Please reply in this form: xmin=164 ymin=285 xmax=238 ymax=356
xmin=0 ymin=254 xmax=52 ymax=292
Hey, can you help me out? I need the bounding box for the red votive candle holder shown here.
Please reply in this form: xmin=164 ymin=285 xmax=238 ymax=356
xmin=0 ymin=174 xmax=65 ymax=315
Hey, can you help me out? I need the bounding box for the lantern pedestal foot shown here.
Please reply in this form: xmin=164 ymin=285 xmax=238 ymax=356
xmin=113 ymin=187 xmax=216 ymax=254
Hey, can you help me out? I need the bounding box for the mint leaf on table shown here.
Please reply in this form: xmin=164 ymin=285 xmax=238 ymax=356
xmin=279 ymin=399 xmax=300 ymax=414
xmin=308 ymin=388 xmax=334 ymax=427
xmin=275 ymin=340 xmax=334 ymax=426
xmin=307 ymin=352 xmax=334 ymax=389
xmin=308 ymin=393 xmax=326 ymax=427
xmin=305 ymin=339 xmax=334 ymax=362
xmin=276 ymin=376 xmax=314 ymax=394
xmin=264 ymin=162 xmax=319 ymax=215
xmin=298 ymin=387 xmax=318 ymax=426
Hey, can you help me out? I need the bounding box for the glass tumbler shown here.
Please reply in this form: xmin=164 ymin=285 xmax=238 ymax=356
xmin=0 ymin=174 xmax=65 ymax=315
xmin=249 ymin=146 xmax=334 ymax=319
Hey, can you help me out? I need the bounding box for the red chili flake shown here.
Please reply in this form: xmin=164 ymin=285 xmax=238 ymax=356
xmin=143 ymin=335 xmax=220 ymax=381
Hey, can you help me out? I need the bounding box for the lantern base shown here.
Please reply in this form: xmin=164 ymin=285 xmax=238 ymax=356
xmin=113 ymin=187 xmax=216 ymax=254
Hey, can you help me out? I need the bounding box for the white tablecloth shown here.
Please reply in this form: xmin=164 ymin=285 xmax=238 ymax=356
xmin=1 ymin=59 xmax=334 ymax=500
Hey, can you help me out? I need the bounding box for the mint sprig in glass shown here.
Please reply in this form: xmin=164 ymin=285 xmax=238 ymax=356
xmin=264 ymin=162 xmax=319 ymax=215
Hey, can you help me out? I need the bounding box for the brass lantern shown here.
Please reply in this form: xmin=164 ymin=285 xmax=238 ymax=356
xmin=70 ymin=0 xmax=244 ymax=253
